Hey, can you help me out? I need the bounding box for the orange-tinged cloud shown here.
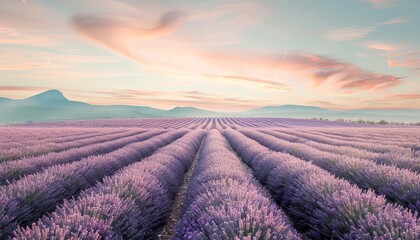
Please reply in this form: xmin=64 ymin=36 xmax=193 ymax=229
xmin=325 ymin=26 xmax=373 ymax=41
xmin=71 ymin=12 xmax=401 ymax=92
xmin=0 ymin=86 xmax=48 ymax=92
xmin=362 ymin=41 xmax=400 ymax=51
xmin=366 ymin=0 xmax=394 ymax=8
xmin=206 ymin=52 xmax=401 ymax=90
xmin=205 ymin=75 xmax=292 ymax=91
xmin=71 ymin=11 xmax=186 ymax=63
xmin=388 ymin=59 xmax=420 ymax=69
xmin=389 ymin=94 xmax=420 ymax=100
xmin=381 ymin=17 xmax=408 ymax=25
xmin=80 ymin=89 xmax=261 ymax=112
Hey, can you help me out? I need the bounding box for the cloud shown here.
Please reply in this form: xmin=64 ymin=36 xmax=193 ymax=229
xmin=361 ymin=41 xmax=400 ymax=51
xmin=306 ymin=100 xmax=346 ymax=109
xmin=389 ymin=94 xmax=420 ymax=100
xmin=325 ymin=26 xmax=374 ymax=41
xmin=365 ymin=0 xmax=394 ymax=8
xmin=0 ymin=48 xmax=118 ymax=72
xmin=70 ymin=11 xmax=294 ymax=91
xmin=71 ymin=11 xmax=186 ymax=63
xmin=205 ymin=51 xmax=401 ymax=90
xmin=381 ymin=17 xmax=409 ymax=25
xmin=70 ymin=11 xmax=401 ymax=92
xmin=0 ymin=51 xmax=51 ymax=70
xmin=0 ymin=86 xmax=48 ymax=92
xmin=387 ymin=59 xmax=420 ymax=69
xmin=204 ymin=75 xmax=292 ymax=91
xmin=359 ymin=93 xmax=420 ymax=109
xmin=81 ymin=89 xmax=260 ymax=111
xmin=0 ymin=27 xmax=60 ymax=47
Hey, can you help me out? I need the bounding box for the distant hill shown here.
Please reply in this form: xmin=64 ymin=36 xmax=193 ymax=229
xmin=0 ymin=90 xmax=219 ymax=123
xmin=0 ymin=90 xmax=419 ymax=123
xmin=165 ymin=107 xmax=222 ymax=117
xmin=239 ymin=104 xmax=420 ymax=123
xmin=245 ymin=105 xmax=332 ymax=114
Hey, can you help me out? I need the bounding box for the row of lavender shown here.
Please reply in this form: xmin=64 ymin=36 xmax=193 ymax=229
xmin=0 ymin=129 xmax=167 ymax=185
xmin=9 ymin=129 xmax=304 ymax=239
xmin=14 ymin=130 xmax=206 ymax=239
xmin=173 ymin=130 xmax=300 ymax=239
xmin=0 ymin=129 xmax=188 ymax=238
xmin=0 ymin=128 xmax=145 ymax=162
xmin=0 ymin=119 xmax=418 ymax=239
xmin=0 ymin=127 xmax=419 ymax=239
xmin=259 ymin=129 xmax=419 ymax=172
xmin=3 ymin=118 xmax=417 ymax=162
xmin=239 ymin=129 xmax=420 ymax=213
xmin=223 ymin=129 xmax=419 ymax=239
xmin=10 ymin=117 xmax=412 ymax=129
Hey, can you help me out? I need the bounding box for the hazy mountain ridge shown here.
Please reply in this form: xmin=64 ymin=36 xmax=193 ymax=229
xmin=0 ymin=90 xmax=418 ymax=123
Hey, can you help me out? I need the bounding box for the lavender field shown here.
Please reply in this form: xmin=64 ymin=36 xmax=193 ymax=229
xmin=0 ymin=118 xmax=419 ymax=239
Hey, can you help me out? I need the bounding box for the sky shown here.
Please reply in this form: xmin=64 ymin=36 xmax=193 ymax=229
xmin=0 ymin=0 xmax=419 ymax=112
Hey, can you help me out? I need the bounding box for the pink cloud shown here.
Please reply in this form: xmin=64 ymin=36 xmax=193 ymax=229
xmin=389 ymin=94 xmax=420 ymax=100
xmin=0 ymin=51 xmax=51 ymax=70
xmin=386 ymin=52 xmax=420 ymax=73
xmin=365 ymin=0 xmax=394 ymax=8
xmin=0 ymin=0 xmax=61 ymax=29
xmin=71 ymin=11 xmax=401 ymax=92
xmin=80 ymin=89 xmax=260 ymax=111
xmin=71 ymin=11 xmax=186 ymax=63
xmin=361 ymin=41 xmax=400 ymax=51
xmin=0 ymin=86 xmax=48 ymax=92
xmin=388 ymin=59 xmax=420 ymax=71
xmin=306 ymin=100 xmax=346 ymax=110
xmin=381 ymin=17 xmax=409 ymax=25
xmin=204 ymin=75 xmax=292 ymax=91
xmin=205 ymin=52 xmax=401 ymax=90
xmin=325 ymin=26 xmax=373 ymax=41
xmin=359 ymin=93 xmax=420 ymax=109
xmin=0 ymin=28 xmax=60 ymax=47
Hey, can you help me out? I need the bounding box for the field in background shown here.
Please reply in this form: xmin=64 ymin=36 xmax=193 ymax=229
xmin=0 ymin=118 xmax=419 ymax=239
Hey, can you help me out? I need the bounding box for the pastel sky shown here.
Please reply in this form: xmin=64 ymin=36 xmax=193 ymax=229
xmin=0 ymin=0 xmax=419 ymax=111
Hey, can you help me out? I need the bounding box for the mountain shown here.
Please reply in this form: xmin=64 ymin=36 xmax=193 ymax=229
xmin=26 ymin=89 xmax=68 ymax=103
xmin=0 ymin=90 xmax=219 ymax=123
xmin=245 ymin=105 xmax=332 ymax=115
xmin=0 ymin=90 xmax=419 ymax=123
xmin=0 ymin=97 xmax=11 ymax=103
xmin=166 ymin=107 xmax=222 ymax=117
xmin=15 ymin=89 xmax=88 ymax=108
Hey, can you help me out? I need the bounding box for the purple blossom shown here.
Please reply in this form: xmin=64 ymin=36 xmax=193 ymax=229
xmin=173 ymin=130 xmax=301 ymax=239
xmin=223 ymin=128 xmax=419 ymax=239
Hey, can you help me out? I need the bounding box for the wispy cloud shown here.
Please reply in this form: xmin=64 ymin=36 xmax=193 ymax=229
xmin=325 ymin=26 xmax=374 ymax=41
xmin=0 ymin=86 xmax=48 ymax=92
xmin=306 ymin=100 xmax=346 ymax=110
xmin=80 ymin=88 xmax=261 ymax=111
xmin=387 ymin=59 xmax=420 ymax=69
xmin=359 ymin=93 xmax=420 ymax=109
xmin=71 ymin=11 xmax=186 ymax=63
xmin=381 ymin=17 xmax=409 ymax=25
xmin=365 ymin=0 xmax=394 ymax=8
xmin=205 ymin=75 xmax=292 ymax=91
xmin=325 ymin=17 xmax=408 ymax=42
xmin=361 ymin=41 xmax=400 ymax=51
xmin=389 ymin=94 xmax=420 ymax=100
xmin=206 ymin=51 xmax=401 ymax=90
xmin=385 ymin=52 xmax=420 ymax=73
xmin=71 ymin=11 xmax=401 ymax=92
xmin=0 ymin=51 xmax=50 ymax=70
xmin=0 ymin=28 xmax=60 ymax=47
